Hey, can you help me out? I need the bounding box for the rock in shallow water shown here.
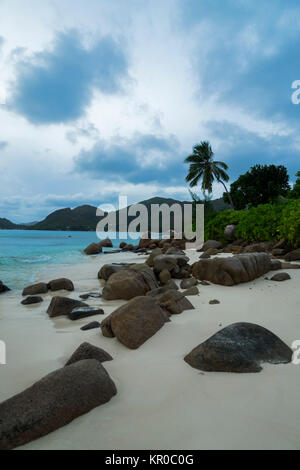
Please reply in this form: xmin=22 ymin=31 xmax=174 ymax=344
xmin=65 ymin=342 xmax=112 ymax=366
xmin=184 ymin=322 xmax=292 ymax=373
xmin=0 ymin=281 xmax=10 ymax=294
xmin=0 ymin=359 xmax=117 ymax=450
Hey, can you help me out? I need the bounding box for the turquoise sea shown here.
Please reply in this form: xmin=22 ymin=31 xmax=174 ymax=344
xmin=0 ymin=230 xmax=138 ymax=290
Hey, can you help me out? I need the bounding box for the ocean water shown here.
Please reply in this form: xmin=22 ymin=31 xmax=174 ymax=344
xmin=0 ymin=230 xmax=138 ymax=290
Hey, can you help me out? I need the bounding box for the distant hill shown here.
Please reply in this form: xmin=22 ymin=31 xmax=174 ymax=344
xmin=0 ymin=218 xmax=18 ymax=229
xmin=0 ymin=196 xmax=231 ymax=231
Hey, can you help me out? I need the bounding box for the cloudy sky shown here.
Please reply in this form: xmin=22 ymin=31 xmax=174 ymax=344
xmin=0 ymin=0 xmax=300 ymax=222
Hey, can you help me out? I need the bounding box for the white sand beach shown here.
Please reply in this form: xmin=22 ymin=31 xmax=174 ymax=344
xmin=0 ymin=250 xmax=300 ymax=450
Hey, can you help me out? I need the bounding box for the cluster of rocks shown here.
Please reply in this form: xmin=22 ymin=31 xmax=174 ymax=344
xmin=0 ymin=343 xmax=116 ymax=450
xmin=200 ymin=237 xmax=300 ymax=262
xmin=0 ymin=281 xmax=10 ymax=294
xmin=21 ymin=278 xmax=75 ymax=306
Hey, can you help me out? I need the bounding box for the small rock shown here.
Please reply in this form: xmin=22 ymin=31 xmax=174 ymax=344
xmin=68 ymin=307 xmax=104 ymax=321
xmin=183 ymin=286 xmax=199 ymax=296
xmin=209 ymin=299 xmax=220 ymax=305
xmin=180 ymin=277 xmax=198 ymax=289
xmin=270 ymin=273 xmax=291 ymax=282
xmin=21 ymin=296 xmax=43 ymax=305
xmin=79 ymin=292 xmax=102 ymax=300
xmin=81 ymin=321 xmax=101 ymax=331
xmin=65 ymin=342 xmax=112 ymax=366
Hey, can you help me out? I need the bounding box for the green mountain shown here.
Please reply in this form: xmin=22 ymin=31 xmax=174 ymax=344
xmin=0 ymin=218 xmax=18 ymax=229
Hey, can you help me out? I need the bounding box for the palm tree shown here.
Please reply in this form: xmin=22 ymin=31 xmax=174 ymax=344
xmin=185 ymin=141 xmax=234 ymax=209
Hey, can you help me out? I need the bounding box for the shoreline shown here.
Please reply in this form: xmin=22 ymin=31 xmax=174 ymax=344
xmin=1 ymin=249 xmax=300 ymax=449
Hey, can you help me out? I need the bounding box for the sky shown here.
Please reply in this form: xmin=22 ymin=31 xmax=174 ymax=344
xmin=0 ymin=0 xmax=300 ymax=222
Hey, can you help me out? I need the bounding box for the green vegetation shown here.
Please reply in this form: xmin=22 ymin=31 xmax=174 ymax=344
xmin=289 ymin=171 xmax=300 ymax=199
xmin=223 ymin=164 xmax=290 ymax=209
xmin=185 ymin=141 xmax=234 ymax=208
xmin=205 ymin=199 xmax=300 ymax=246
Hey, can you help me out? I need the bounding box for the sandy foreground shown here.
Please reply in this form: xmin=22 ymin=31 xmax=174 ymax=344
xmin=0 ymin=249 xmax=300 ymax=450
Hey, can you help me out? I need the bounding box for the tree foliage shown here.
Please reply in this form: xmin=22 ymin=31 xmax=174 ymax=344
xmin=223 ymin=164 xmax=290 ymax=210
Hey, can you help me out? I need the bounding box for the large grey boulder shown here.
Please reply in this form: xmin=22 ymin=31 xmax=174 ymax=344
xmin=192 ymin=253 xmax=272 ymax=286
xmin=199 ymin=240 xmax=223 ymax=252
xmin=0 ymin=359 xmax=117 ymax=450
xmin=184 ymin=322 xmax=292 ymax=373
xmin=102 ymin=264 xmax=158 ymax=301
xmin=101 ymin=296 xmax=169 ymax=348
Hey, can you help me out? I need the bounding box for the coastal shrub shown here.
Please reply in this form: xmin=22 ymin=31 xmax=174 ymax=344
xmin=205 ymin=199 xmax=300 ymax=245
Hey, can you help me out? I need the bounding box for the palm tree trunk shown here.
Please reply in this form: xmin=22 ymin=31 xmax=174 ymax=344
xmin=220 ymin=180 xmax=235 ymax=210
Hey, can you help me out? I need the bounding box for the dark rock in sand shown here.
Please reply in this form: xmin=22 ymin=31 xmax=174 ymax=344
xmin=0 ymin=359 xmax=116 ymax=450
xmin=65 ymin=342 xmax=113 ymax=366
xmin=270 ymin=272 xmax=291 ymax=282
xmin=192 ymin=253 xmax=272 ymax=286
xmin=47 ymin=296 xmax=88 ymax=318
xmin=102 ymin=264 xmax=158 ymax=301
xmin=180 ymin=277 xmax=198 ymax=290
xmin=183 ymin=286 xmax=199 ymax=296
xmin=184 ymin=322 xmax=292 ymax=373
xmin=79 ymin=292 xmax=102 ymax=300
xmin=22 ymin=282 xmax=48 ymax=296
xmin=47 ymin=278 xmax=74 ymax=292
xmin=21 ymin=296 xmax=43 ymax=305
xmin=84 ymin=242 xmax=102 ymax=255
xmin=81 ymin=321 xmax=101 ymax=331
xmin=68 ymin=306 xmax=104 ymax=321
xmin=285 ymin=248 xmax=300 ymax=262
xmin=0 ymin=281 xmax=10 ymax=294
xmin=209 ymin=299 xmax=220 ymax=305
xmin=101 ymin=296 xmax=169 ymax=349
